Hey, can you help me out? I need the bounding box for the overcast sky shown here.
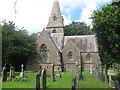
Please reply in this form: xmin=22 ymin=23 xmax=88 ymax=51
xmin=0 ymin=0 xmax=111 ymax=34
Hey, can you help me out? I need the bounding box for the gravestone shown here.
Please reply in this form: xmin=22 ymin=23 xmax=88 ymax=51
xmin=10 ymin=66 xmax=15 ymax=80
xmin=10 ymin=66 xmax=15 ymax=77
xmin=90 ymin=65 xmax=93 ymax=74
xmin=56 ymin=67 xmax=61 ymax=78
xmin=19 ymin=64 xmax=24 ymax=78
xmin=51 ymin=63 xmax=55 ymax=81
xmin=2 ymin=66 xmax=7 ymax=82
xmin=41 ymin=68 xmax=47 ymax=89
xmin=39 ymin=66 xmax=42 ymax=76
xmin=71 ymin=76 xmax=77 ymax=90
xmin=35 ymin=74 xmax=40 ymax=90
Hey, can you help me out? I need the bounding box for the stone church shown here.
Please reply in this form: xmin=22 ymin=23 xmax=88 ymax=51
xmin=26 ymin=0 xmax=101 ymax=72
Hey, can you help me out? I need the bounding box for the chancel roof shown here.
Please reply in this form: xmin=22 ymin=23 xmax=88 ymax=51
xmin=64 ymin=35 xmax=98 ymax=52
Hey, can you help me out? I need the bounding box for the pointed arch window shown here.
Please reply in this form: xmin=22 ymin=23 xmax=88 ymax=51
xmin=86 ymin=53 xmax=90 ymax=61
xmin=68 ymin=51 xmax=73 ymax=60
xmin=52 ymin=30 xmax=56 ymax=33
xmin=39 ymin=44 xmax=48 ymax=62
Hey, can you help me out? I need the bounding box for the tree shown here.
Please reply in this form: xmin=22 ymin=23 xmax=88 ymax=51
xmin=64 ymin=21 xmax=93 ymax=36
xmin=91 ymin=2 xmax=120 ymax=65
xmin=1 ymin=20 xmax=37 ymax=71
xmin=91 ymin=2 xmax=120 ymax=83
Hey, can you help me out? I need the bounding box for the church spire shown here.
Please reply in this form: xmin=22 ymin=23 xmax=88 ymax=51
xmin=47 ymin=0 xmax=64 ymax=28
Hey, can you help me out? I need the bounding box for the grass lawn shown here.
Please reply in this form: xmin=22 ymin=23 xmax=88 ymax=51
xmin=1 ymin=71 xmax=109 ymax=88
xmin=78 ymin=72 xmax=108 ymax=88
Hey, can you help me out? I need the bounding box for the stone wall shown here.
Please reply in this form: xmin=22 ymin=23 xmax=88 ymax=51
xmin=81 ymin=52 xmax=101 ymax=70
xmin=46 ymin=27 xmax=64 ymax=33
xmin=62 ymin=40 xmax=80 ymax=71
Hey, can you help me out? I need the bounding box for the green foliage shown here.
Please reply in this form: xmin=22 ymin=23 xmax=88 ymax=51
xmin=64 ymin=21 xmax=93 ymax=36
xmin=91 ymin=2 xmax=120 ymax=65
xmin=1 ymin=20 xmax=37 ymax=71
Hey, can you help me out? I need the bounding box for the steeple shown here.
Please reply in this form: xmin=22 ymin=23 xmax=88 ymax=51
xmin=47 ymin=0 xmax=64 ymax=28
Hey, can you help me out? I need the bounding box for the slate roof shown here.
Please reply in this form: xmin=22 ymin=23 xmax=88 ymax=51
xmin=51 ymin=33 xmax=64 ymax=52
xmin=64 ymin=35 xmax=98 ymax=52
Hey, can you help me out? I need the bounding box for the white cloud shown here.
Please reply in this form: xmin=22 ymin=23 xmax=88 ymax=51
xmin=0 ymin=0 xmax=111 ymax=33
xmin=78 ymin=0 xmax=111 ymax=25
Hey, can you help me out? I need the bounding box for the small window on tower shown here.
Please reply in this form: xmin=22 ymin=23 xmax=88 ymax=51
xmin=86 ymin=53 xmax=90 ymax=61
xmin=68 ymin=51 xmax=73 ymax=60
xmin=53 ymin=14 xmax=57 ymax=21
xmin=52 ymin=30 xmax=56 ymax=33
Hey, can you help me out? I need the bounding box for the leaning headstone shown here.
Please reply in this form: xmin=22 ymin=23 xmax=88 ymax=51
xmin=56 ymin=67 xmax=61 ymax=78
xmin=51 ymin=63 xmax=55 ymax=81
xmin=35 ymin=74 xmax=40 ymax=90
xmin=90 ymin=65 xmax=93 ymax=74
xmin=41 ymin=68 xmax=47 ymax=89
xmin=2 ymin=66 xmax=7 ymax=82
xmin=19 ymin=64 xmax=24 ymax=78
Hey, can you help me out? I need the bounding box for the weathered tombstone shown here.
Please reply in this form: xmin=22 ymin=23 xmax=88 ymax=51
xmin=50 ymin=63 xmax=55 ymax=81
xmin=71 ymin=76 xmax=76 ymax=90
xmin=56 ymin=67 xmax=61 ymax=78
xmin=35 ymin=74 xmax=40 ymax=90
xmin=19 ymin=64 xmax=24 ymax=78
xmin=41 ymin=68 xmax=47 ymax=89
xmin=2 ymin=66 xmax=7 ymax=82
xmin=10 ymin=66 xmax=15 ymax=80
xmin=90 ymin=65 xmax=93 ymax=74
xmin=39 ymin=65 xmax=42 ymax=76
xmin=108 ymin=74 xmax=112 ymax=86
xmin=10 ymin=66 xmax=15 ymax=78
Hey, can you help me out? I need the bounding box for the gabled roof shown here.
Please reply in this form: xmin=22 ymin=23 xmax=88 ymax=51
xmin=64 ymin=35 xmax=98 ymax=52
xmin=63 ymin=39 xmax=80 ymax=52
xmin=51 ymin=33 xmax=64 ymax=52
xmin=36 ymin=30 xmax=60 ymax=52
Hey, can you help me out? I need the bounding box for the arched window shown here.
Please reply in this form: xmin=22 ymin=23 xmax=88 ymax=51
xmin=68 ymin=51 xmax=73 ymax=60
xmin=86 ymin=53 xmax=90 ymax=61
xmin=52 ymin=30 xmax=56 ymax=33
xmin=39 ymin=44 xmax=48 ymax=62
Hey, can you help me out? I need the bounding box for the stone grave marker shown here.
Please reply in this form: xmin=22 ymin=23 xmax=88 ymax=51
xmin=2 ymin=66 xmax=7 ymax=82
xmin=41 ymin=68 xmax=47 ymax=89
xmin=35 ymin=74 xmax=40 ymax=90
xmin=51 ymin=63 xmax=55 ymax=81
xmin=56 ymin=67 xmax=61 ymax=78
xmin=90 ymin=65 xmax=93 ymax=74
xmin=10 ymin=66 xmax=15 ymax=80
xmin=19 ymin=64 xmax=24 ymax=78
xmin=39 ymin=65 xmax=42 ymax=76
xmin=71 ymin=76 xmax=77 ymax=90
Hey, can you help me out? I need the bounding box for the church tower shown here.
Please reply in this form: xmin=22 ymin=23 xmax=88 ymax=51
xmin=46 ymin=0 xmax=64 ymax=33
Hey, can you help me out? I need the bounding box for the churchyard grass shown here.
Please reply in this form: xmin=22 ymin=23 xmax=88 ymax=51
xmin=78 ymin=72 xmax=108 ymax=88
xmin=1 ymin=71 xmax=108 ymax=88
